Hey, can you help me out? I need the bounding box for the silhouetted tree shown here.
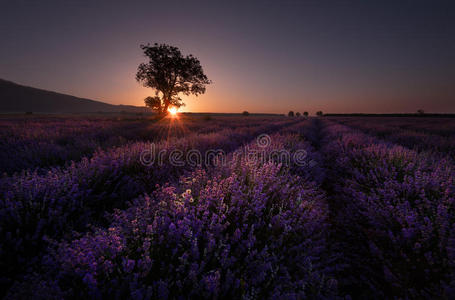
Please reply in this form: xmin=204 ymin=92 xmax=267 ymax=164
xmin=144 ymin=96 xmax=162 ymax=112
xmin=316 ymin=111 xmax=323 ymax=116
xmin=303 ymin=111 xmax=309 ymax=117
xmin=136 ymin=43 xmax=211 ymax=114
xmin=417 ymin=109 xmax=425 ymax=115
xmin=288 ymin=111 xmax=294 ymax=117
xmin=242 ymin=111 xmax=250 ymax=116
xmin=296 ymin=112 xmax=301 ymax=117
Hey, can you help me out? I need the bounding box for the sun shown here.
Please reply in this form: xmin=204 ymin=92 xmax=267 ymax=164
xmin=168 ymin=107 xmax=178 ymax=117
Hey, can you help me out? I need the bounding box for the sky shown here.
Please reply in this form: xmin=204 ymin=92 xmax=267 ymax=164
xmin=0 ymin=0 xmax=454 ymax=114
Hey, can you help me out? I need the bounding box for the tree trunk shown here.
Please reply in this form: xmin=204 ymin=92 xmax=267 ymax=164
xmin=162 ymin=99 xmax=170 ymax=114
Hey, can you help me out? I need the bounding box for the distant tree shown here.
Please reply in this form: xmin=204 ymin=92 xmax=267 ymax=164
xmin=242 ymin=111 xmax=250 ymax=116
xmin=288 ymin=111 xmax=294 ymax=117
xmin=417 ymin=109 xmax=425 ymax=115
xmin=296 ymin=112 xmax=301 ymax=117
xmin=136 ymin=43 xmax=211 ymax=114
xmin=316 ymin=111 xmax=323 ymax=117
xmin=303 ymin=111 xmax=309 ymax=117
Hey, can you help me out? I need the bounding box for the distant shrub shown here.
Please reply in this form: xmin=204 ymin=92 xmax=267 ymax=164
xmin=242 ymin=111 xmax=249 ymax=116
xmin=417 ymin=109 xmax=425 ymax=115
xmin=316 ymin=111 xmax=323 ymax=116
xmin=303 ymin=111 xmax=309 ymax=117
xmin=203 ymin=115 xmax=212 ymax=121
xmin=296 ymin=112 xmax=301 ymax=117
xmin=25 ymin=111 xmax=33 ymax=115
xmin=288 ymin=111 xmax=294 ymax=117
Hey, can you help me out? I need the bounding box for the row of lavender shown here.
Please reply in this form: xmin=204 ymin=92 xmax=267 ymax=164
xmin=331 ymin=117 xmax=455 ymax=158
xmin=6 ymin=122 xmax=337 ymax=298
xmin=0 ymin=115 xmax=281 ymax=175
xmin=330 ymin=117 xmax=455 ymax=137
xmin=319 ymin=119 xmax=455 ymax=298
xmin=0 ymin=117 xmax=301 ymax=296
xmin=3 ymin=116 xmax=452 ymax=298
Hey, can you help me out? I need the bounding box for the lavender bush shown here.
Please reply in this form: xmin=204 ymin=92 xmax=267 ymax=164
xmin=7 ymin=130 xmax=336 ymax=299
xmin=0 ymin=117 xmax=300 ymax=295
xmin=331 ymin=117 xmax=455 ymax=158
xmin=320 ymin=120 xmax=455 ymax=298
xmin=1 ymin=114 xmax=453 ymax=298
xmin=0 ymin=115 xmax=287 ymax=175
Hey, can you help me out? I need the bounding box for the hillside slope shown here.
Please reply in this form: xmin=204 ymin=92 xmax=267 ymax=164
xmin=0 ymin=79 xmax=146 ymax=113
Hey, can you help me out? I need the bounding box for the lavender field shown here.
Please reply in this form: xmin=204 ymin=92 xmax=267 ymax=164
xmin=1 ymin=115 xmax=454 ymax=299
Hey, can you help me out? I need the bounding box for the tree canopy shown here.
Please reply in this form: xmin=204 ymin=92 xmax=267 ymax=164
xmin=136 ymin=43 xmax=211 ymax=114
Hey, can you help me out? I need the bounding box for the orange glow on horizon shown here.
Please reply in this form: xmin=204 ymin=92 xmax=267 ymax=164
xmin=168 ymin=106 xmax=178 ymax=117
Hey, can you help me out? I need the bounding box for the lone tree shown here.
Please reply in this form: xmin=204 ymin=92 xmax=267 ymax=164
xmin=316 ymin=111 xmax=323 ymax=117
xmin=136 ymin=43 xmax=211 ymax=114
xmin=242 ymin=111 xmax=250 ymax=116
xmin=288 ymin=111 xmax=295 ymax=117
xmin=303 ymin=111 xmax=309 ymax=117
xmin=296 ymin=112 xmax=301 ymax=117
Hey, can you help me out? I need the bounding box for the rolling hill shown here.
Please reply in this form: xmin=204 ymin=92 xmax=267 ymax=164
xmin=0 ymin=79 xmax=148 ymax=113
